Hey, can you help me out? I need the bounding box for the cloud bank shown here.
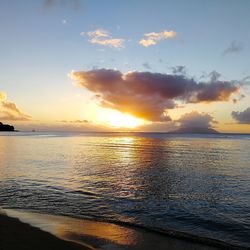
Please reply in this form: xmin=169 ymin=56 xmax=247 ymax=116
xmin=178 ymin=111 xmax=217 ymax=129
xmin=139 ymin=30 xmax=177 ymax=47
xmin=0 ymin=91 xmax=31 ymax=121
xmin=232 ymin=107 xmax=250 ymax=124
xmin=70 ymin=69 xmax=239 ymax=122
xmin=81 ymin=29 xmax=124 ymax=49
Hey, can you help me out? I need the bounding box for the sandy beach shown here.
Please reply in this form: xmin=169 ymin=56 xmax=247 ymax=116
xmin=1 ymin=209 xmax=241 ymax=250
xmin=0 ymin=211 xmax=90 ymax=250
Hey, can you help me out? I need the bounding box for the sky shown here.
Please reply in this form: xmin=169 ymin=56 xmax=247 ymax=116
xmin=0 ymin=0 xmax=250 ymax=132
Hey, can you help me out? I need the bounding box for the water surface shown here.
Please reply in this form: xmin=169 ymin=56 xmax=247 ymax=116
xmin=0 ymin=132 xmax=249 ymax=247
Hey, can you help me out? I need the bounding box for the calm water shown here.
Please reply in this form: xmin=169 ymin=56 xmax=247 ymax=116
xmin=0 ymin=132 xmax=250 ymax=247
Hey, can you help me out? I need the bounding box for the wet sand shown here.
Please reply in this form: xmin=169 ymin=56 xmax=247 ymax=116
xmin=0 ymin=209 xmax=234 ymax=250
xmin=0 ymin=211 xmax=90 ymax=250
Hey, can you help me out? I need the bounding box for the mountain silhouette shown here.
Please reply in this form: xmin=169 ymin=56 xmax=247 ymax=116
xmin=172 ymin=126 xmax=219 ymax=134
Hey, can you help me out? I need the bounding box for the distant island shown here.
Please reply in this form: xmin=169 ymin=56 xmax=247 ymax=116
xmin=0 ymin=122 xmax=15 ymax=131
xmin=172 ymin=126 xmax=219 ymax=134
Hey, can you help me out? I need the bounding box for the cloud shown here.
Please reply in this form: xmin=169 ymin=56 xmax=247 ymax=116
xmin=139 ymin=30 xmax=177 ymax=47
xmin=0 ymin=91 xmax=31 ymax=121
xmin=70 ymin=69 xmax=239 ymax=122
xmin=233 ymin=94 xmax=245 ymax=104
xmin=241 ymin=75 xmax=250 ymax=85
xmin=136 ymin=121 xmax=176 ymax=132
xmin=82 ymin=29 xmax=109 ymax=38
xmin=232 ymin=107 xmax=250 ymax=124
xmin=177 ymin=111 xmax=217 ymax=129
xmin=59 ymin=119 xmax=89 ymax=123
xmin=0 ymin=111 xmax=31 ymax=121
xmin=81 ymin=29 xmax=124 ymax=49
xmin=142 ymin=62 xmax=151 ymax=70
xmin=0 ymin=91 xmax=6 ymax=102
xmin=172 ymin=65 xmax=186 ymax=75
xmin=209 ymin=70 xmax=221 ymax=82
xmin=223 ymin=41 xmax=244 ymax=55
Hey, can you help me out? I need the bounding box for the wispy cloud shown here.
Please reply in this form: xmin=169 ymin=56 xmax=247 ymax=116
xmin=70 ymin=69 xmax=239 ymax=122
xmin=223 ymin=41 xmax=244 ymax=55
xmin=208 ymin=70 xmax=221 ymax=82
xmin=139 ymin=30 xmax=177 ymax=47
xmin=241 ymin=75 xmax=250 ymax=85
xmin=142 ymin=62 xmax=151 ymax=70
xmin=59 ymin=119 xmax=90 ymax=124
xmin=172 ymin=65 xmax=186 ymax=75
xmin=0 ymin=91 xmax=31 ymax=121
xmin=81 ymin=29 xmax=125 ymax=49
xmin=233 ymin=94 xmax=245 ymax=104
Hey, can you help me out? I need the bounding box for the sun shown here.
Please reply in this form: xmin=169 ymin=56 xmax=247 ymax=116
xmin=105 ymin=110 xmax=145 ymax=128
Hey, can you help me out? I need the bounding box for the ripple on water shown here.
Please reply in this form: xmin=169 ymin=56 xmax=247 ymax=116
xmin=0 ymin=132 xmax=250 ymax=247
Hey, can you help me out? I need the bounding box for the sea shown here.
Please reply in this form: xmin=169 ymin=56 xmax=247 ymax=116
xmin=0 ymin=132 xmax=249 ymax=248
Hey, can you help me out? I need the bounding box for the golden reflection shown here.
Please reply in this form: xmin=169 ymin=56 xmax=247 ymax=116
xmin=5 ymin=210 xmax=137 ymax=247
xmin=57 ymin=218 xmax=137 ymax=246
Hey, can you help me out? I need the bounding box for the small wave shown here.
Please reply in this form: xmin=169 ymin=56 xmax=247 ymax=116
xmin=66 ymin=189 xmax=98 ymax=197
xmin=67 ymin=214 xmax=250 ymax=250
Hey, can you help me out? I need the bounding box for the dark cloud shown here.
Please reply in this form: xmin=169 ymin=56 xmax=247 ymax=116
xmin=223 ymin=41 xmax=244 ymax=55
xmin=70 ymin=69 xmax=239 ymax=122
xmin=177 ymin=111 xmax=217 ymax=129
xmin=142 ymin=62 xmax=151 ymax=70
xmin=232 ymin=107 xmax=250 ymax=124
xmin=193 ymin=81 xmax=238 ymax=103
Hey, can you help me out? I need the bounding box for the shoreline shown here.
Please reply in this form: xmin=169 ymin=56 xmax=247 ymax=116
xmin=1 ymin=209 xmax=247 ymax=250
xmin=0 ymin=210 xmax=90 ymax=250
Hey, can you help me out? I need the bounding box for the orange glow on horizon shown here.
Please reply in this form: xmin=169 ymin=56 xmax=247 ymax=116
xmin=101 ymin=110 xmax=146 ymax=128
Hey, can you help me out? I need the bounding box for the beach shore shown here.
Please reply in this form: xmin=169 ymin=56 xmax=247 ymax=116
xmin=0 ymin=209 xmax=233 ymax=250
xmin=0 ymin=211 xmax=90 ymax=250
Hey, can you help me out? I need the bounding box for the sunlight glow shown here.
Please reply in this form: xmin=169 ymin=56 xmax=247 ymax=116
xmin=105 ymin=111 xmax=145 ymax=128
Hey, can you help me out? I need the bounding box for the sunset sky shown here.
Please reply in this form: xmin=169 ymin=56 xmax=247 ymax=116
xmin=0 ymin=0 xmax=250 ymax=132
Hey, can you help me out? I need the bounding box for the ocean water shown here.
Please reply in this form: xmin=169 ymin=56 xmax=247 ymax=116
xmin=0 ymin=132 xmax=250 ymax=248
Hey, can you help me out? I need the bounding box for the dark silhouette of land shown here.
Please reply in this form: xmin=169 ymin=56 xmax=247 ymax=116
xmin=172 ymin=127 xmax=219 ymax=134
xmin=0 ymin=122 xmax=14 ymax=131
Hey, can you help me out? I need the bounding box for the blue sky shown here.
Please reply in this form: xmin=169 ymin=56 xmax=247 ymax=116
xmin=0 ymin=0 xmax=250 ymax=132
